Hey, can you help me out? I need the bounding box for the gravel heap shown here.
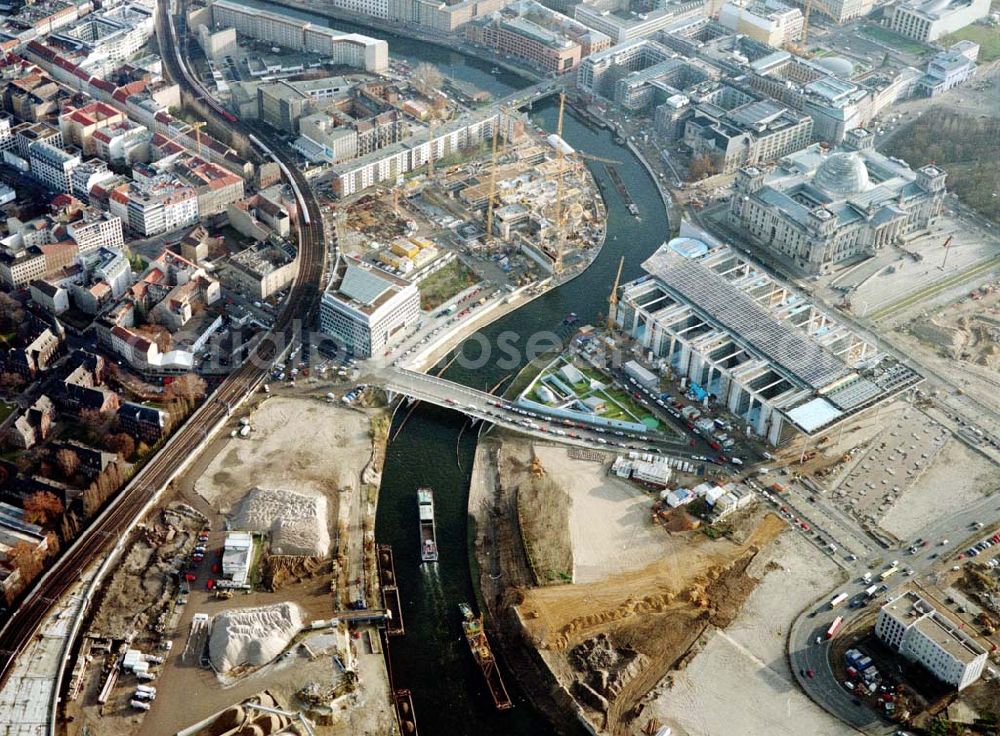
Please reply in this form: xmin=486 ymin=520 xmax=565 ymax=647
xmin=208 ymin=602 xmax=303 ymax=672
xmin=232 ymin=487 xmax=330 ymax=557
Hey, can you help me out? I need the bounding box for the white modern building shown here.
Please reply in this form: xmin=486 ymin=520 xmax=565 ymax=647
xmin=28 ymin=141 xmax=81 ymax=192
xmin=916 ymin=40 xmax=979 ymax=96
xmin=719 ymin=0 xmax=804 ymax=47
xmin=68 ymin=211 xmax=125 ymax=253
xmin=222 ymin=532 xmax=253 ymax=585
xmin=209 ymin=0 xmax=389 ymax=73
xmin=319 ymin=257 xmax=420 ymax=358
xmin=876 ymin=591 xmax=987 ymax=691
xmin=616 ymin=238 xmax=922 ymax=445
xmin=887 ymin=0 xmax=990 ymax=42
xmin=109 ymin=178 xmax=199 ymax=237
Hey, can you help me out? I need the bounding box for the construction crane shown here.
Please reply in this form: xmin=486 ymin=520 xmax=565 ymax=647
xmin=801 ymin=0 xmax=814 ymax=48
xmin=485 ymin=122 xmax=500 ymax=246
xmin=552 ymin=92 xmax=567 ymax=275
xmin=940 ymin=234 xmax=954 ymax=271
xmin=426 ymin=119 xmax=437 ymax=178
xmin=607 ymin=256 xmax=624 ymax=331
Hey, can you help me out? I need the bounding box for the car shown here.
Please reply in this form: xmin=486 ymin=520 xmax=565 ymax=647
xmin=806 ymin=669 xmax=814 ymax=679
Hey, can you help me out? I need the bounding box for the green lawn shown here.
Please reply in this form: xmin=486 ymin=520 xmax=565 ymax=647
xmin=0 ymin=401 xmax=13 ymax=424
xmin=940 ymin=25 xmax=1000 ymax=62
xmin=857 ymin=25 xmax=931 ymax=56
xmin=418 ymin=259 xmax=478 ymax=311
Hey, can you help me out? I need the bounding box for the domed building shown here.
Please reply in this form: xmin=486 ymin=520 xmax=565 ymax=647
xmin=729 ymin=128 xmax=948 ymax=274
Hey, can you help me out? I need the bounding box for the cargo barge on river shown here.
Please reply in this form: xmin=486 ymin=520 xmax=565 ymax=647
xmin=377 ymin=544 xmax=404 ymax=636
xmin=418 ymin=487 xmax=438 ymax=562
xmin=459 ymin=602 xmax=513 ymax=710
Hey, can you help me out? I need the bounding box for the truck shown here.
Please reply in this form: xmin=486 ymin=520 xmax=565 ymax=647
xmin=879 ymin=566 xmax=899 ymax=581
xmin=129 ymin=700 xmax=151 ymax=711
xmin=826 ymin=616 xmax=844 ymax=639
xmin=829 ymin=592 xmax=849 ymax=609
xmin=864 ymin=584 xmax=880 ymax=599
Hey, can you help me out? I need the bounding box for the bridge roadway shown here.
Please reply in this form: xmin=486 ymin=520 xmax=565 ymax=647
xmin=380 ymin=367 xmax=697 ymax=454
xmin=0 ymin=0 xmax=329 ymax=693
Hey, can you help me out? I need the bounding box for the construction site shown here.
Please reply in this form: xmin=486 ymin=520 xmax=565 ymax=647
xmin=61 ymin=393 xmax=399 ymax=736
xmin=469 ymin=437 xmax=798 ymax=736
xmin=335 ymin=94 xmax=608 ymax=310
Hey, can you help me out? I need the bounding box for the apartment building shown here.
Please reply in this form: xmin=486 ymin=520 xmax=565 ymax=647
xmin=0 ymin=241 xmax=79 ymax=287
xmin=108 ymin=178 xmax=199 ymax=237
xmin=171 ymin=155 xmax=245 ymax=216
xmin=117 ymin=401 xmax=169 ymax=443
xmin=58 ymin=101 xmax=125 ymax=155
xmin=67 ymin=210 xmax=124 ymax=253
xmin=577 ymin=38 xmax=675 ymax=100
xmin=69 ymin=159 xmax=117 ymax=201
xmin=466 ymin=14 xmax=582 ymax=75
xmin=319 ymin=257 xmax=420 ymax=358
xmin=887 ymin=0 xmax=990 ymax=42
xmin=209 ymin=0 xmax=388 ymax=73
xmin=877 ymin=592 xmax=987 ymax=690
xmin=224 ymin=240 xmax=297 ymax=300
xmin=91 ymin=119 xmax=151 ymax=165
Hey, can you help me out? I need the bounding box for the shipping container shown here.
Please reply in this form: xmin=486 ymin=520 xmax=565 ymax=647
xmin=829 ymin=592 xmax=849 ymax=608
xmin=826 ymin=616 xmax=844 ymax=639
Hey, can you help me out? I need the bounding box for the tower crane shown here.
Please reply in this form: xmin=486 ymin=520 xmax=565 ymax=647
xmin=552 ymin=92 xmax=567 ymax=275
xmin=940 ymin=234 xmax=954 ymax=271
xmin=607 ymin=256 xmax=624 ymax=331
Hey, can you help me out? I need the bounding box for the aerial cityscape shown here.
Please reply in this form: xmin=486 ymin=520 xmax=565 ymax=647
xmin=0 ymin=0 xmax=996 ymax=733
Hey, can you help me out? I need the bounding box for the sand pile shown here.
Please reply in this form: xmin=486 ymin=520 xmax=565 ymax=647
xmin=209 ymin=602 xmax=303 ymax=673
xmin=233 ymin=487 xmax=330 ymax=557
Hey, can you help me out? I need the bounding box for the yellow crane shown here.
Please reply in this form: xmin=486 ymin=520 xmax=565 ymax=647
xmin=607 ymin=256 xmax=624 ymax=331
xmin=552 ymin=92 xmax=567 ymax=275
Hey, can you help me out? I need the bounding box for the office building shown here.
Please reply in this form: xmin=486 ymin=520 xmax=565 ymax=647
xmin=319 ymin=257 xmax=420 ymax=357
xmin=577 ymin=38 xmax=676 ymax=104
xmin=729 ymin=128 xmax=947 ymax=273
xmin=718 ymin=0 xmax=804 ymax=47
xmin=786 ymin=0 xmax=873 ymax=22
xmin=616 ymin=238 xmax=922 ymax=445
xmin=574 ymin=0 xmax=706 ymax=43
xmin=887 ymin=0 xmax=990 ymax=42
xmin=108 ymin=177 xmax=199 ymax=237
xmin=67 ymin=210 xmax=125 ymax=253
xmin=916 ymin=40 xmax=978 ymax=96
xmin=224 ymin=240 xmax=297 ymax=300
xmin=877 ymin=591 xmax=987 ymax=691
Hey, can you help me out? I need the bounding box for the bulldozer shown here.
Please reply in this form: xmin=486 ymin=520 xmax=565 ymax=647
xmin=530 ymin=455 xmax=545 ymax=478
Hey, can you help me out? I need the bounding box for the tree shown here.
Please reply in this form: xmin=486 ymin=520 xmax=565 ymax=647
xmin=687 ymin=154 xmax=718 ymax=181
xmin=105 ymin=433 xmax=135 ymax=460
xmin=80 ymin=408 xmax=115 ymax=436
xmin=54 ymin=448 xmax=79 ymax=479
xmin=0 ymin=372 xmax=26 ymax=392
xmin=412 ymin=62 xmax=443 ymax=98
xmin=0 ymin=292 xmax=24 ymax=332
xmin=166 ymin=373 xmax=207 ymax=402
xmin=23 ymin=491 xmax=64 ymax=526
xmin=8 ymin=541 xmax=42 ymax=586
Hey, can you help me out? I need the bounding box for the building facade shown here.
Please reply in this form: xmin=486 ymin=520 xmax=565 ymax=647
xmin=729 ymin=128 xmax=947 ymax=273
xmin=319 ymin=258 xmax=420 ymax=357
xmin=877 ymin=592 xmax=987 ymax=690
xmin=888 ymin=0 xmax=990 ymax=42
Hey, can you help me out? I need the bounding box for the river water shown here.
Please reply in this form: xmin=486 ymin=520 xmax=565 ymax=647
xmin=272 ymin=12 xmax=672 ymax=732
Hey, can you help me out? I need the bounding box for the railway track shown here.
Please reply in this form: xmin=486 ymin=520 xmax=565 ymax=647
xmin=0 ymin=0 xmax=329 ymax=692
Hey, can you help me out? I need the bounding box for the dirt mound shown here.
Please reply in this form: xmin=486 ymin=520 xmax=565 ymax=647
xmin=518 ymin=513 xmax=785 ymax=735
xmin=208 ymin=602 xmax=303 ymax=673
xmin=233 ymin=487 xmax=329 ymax=557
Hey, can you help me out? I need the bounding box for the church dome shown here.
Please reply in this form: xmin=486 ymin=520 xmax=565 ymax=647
xmin=813 ymin=152 xmax=870 ymax=197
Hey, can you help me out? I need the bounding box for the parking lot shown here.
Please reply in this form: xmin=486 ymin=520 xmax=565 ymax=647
xmin=832 ymin=409 xmax=950 ymax=526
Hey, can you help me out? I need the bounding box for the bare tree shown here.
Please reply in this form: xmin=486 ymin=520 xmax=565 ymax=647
xmin=54 ymin=448 xmax=79 ymax=479
xmin=0 ymin=293 xmax=24 ymax=332
xmin=166 ymin=373 xmax=207 ymax=402
xmin=8 ymin=541 xmax=42 ymax=586
xmin=0 ymin=372 xmax=26 ymax=392
xmin=412 ymin=62 xmax=443 ymax=98
xmin=105 ymin=433 xmax=135 ymax=460
xmin=23 ymin=491 xmax=64 ymax=526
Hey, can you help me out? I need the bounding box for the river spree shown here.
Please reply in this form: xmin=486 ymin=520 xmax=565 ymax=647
xmin=273 ymin=11 xmax=673 ymax=732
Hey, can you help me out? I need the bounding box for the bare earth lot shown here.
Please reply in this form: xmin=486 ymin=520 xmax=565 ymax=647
xmin=195 ymin=396 xmax=374 ymax=509
xmin=645 ymin=531 xmax=851 ymax=736
xmin=880 ymin=437 xmax=997 ymax=539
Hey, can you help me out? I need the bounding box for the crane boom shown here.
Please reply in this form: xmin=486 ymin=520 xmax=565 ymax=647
xmin=607 ymin=256 xmax=624 ymax=331
xmin=553 ymin=92 xmax=567 ymax=274
xmin=485 ymin=121 xmax=499 ymax=245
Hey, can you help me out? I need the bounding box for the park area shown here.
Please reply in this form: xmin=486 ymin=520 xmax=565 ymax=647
xmin=520 ymin=357 xmax=660 ymax=429
xmin=418 ymin=259 xmax=478 ymax=311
